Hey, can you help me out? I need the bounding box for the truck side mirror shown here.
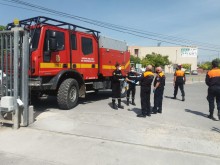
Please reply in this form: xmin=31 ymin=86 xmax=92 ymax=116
xmin=49 ymin=38 xmax=57 ymax=51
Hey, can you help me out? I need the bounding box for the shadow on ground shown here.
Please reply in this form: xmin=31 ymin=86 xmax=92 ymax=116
xmin=79 ymin=91 xmax=111 ymax=105
xmin=31 ymin=91 xmax=112 ymax=118
xmin=185 ymin=109 xmax=208 ymax=118
xmin=184 ymin=108 xmax=219 ymax=121
xmin=211 ymin=127 xmax=220 ymax=133
xmin=164 ymin=95 xmax=182 ymax=101
xmin=130 ymin=108 xmax=141 ymax=115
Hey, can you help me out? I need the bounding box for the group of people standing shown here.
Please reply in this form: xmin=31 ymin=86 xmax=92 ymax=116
xmin=111 ymin=63 xmax=184 ymax=118
xmin=111 ymin=60 xmax=220 ymax=121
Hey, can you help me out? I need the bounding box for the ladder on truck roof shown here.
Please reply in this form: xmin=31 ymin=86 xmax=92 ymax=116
xmin=6 ymin=16 xmax=100 ymax=37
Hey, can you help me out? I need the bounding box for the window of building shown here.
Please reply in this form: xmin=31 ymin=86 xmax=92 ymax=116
xmin=134 ymin=49 xmax=139 ymax=56
xmin=81 ymin=37 xmax=93 ymax=55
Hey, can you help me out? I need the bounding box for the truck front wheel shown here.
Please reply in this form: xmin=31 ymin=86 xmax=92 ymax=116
xmin=57 ymin=78 xmax=79 ymax=110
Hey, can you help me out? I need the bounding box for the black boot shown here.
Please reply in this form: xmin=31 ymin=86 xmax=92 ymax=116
xmin=118 ymin=99 xmax=124 ymax=109
xmin=152 ymin=107 xmax=157 ymax=114
xmin=112 ymin=99 xmax=118 ymax=110
xmin=208 ymin=112 xmax=215 ymax=120
xmin=172 ymin=96 xmax=176 ymax=99
xmin=158 ymin=108 xmax=162 ymax=113
xmin=182 ymin=96 xmax=185 ymax=101
xmin=146 ymin=108 xmax=151 ymax=116
xmin=137 ymin=110 xmax=146 ymax=117
xmin=126 ymin=98 xmax=129 ymax=106
xmin=131 ymin=99 xmax=136 ymax=106
xmin=137 ymin=113 xmax=146 ymax=118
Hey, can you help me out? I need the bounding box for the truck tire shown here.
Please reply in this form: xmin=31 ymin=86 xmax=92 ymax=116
xmin=57 ymin=78 xmax=79 ymax=110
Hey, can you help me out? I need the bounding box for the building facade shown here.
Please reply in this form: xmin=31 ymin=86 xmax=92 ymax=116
xmin=128 ymin=46 xmax=198 ymax=73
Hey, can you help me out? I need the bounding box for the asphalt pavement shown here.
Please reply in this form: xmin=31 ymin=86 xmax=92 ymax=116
xmin=0 ymin=74 xmax=220 ymax=165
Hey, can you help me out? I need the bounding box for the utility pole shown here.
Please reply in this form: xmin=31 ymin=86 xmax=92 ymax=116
xmin=175 ymin=50 xmax=177 ymax=64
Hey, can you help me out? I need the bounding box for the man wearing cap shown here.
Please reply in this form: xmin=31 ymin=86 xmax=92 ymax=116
xmin=173 ymin=65 xmax=186 ymax=101
xmin=138 ymin=65 xmax=154 ymax=117
xmin=152 ymin=67 xmax=166 ymax=114
xmin=111 ymin=63 xmax=124 ymax=110
xmin=206 ymin=60 xmax=220 ymax=120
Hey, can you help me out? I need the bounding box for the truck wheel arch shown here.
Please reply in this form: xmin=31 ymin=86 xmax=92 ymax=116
xmin=50 ymin=70 xmax=85 ymax=98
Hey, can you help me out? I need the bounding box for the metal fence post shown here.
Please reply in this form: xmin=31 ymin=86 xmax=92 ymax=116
xmin=0 ymin=34 xmax=3 ymax=93
xmin=21 ymin=30 xmax=29 ymax=126
xmin=13 ymin=28 xmax=19 ymax=129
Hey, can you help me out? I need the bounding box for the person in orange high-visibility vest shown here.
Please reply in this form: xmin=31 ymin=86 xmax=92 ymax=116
xmin=137 ymin=65 xmax=154 ymax=117
xmin=152 ymin=67 xmax=166 ymax=114
xmin=206 ymin=60 xmax=220 ymax=120
xmin=173 ymin=65 xmax=186 ymax=101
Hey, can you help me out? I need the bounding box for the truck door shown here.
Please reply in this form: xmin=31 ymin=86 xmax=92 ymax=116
xmin=78 ymin=34 xmax=98 ymax=80
xmin=40 ymin=29 xmax=68 ymax=76
xmin=70 ymin=32 xmax=82 ymax=73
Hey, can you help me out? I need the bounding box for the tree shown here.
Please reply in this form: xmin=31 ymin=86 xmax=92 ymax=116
xmin=182 ymin=63 xmax=191 ymax=70
xmin=130 ymin=55 xmax=141 ymax=67
xmin=198 ymin=58 xmax=220 ymax=70
xmin=0 ymin=25 xmax=5 ymax=31
xmin=198 ymin=61 xmax=212 ymax=70
xmin=141 ymin=52 xmax=170 ymax=67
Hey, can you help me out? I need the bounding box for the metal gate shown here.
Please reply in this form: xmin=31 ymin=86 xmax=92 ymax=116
xmin=0 ymin=27 xmax=30 ymax=129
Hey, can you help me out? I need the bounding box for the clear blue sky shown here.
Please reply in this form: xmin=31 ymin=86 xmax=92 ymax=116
xmin=0 ymin=0 xmax=220 ymax=62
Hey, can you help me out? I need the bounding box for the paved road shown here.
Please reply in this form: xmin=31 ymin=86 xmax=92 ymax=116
xmin=0 ymin=74 xmax=220 ymax=165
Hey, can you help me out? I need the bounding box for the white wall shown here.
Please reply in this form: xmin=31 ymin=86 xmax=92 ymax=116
xmin=129 ymin=46 xmax=197 ymax=73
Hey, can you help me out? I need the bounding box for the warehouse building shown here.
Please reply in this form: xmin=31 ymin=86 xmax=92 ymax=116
xmin=128 ymin=46 xmax=198 ymax=73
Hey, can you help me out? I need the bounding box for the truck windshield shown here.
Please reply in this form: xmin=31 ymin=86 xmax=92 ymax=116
xmin=30 ymin=28 xmax=41 ymax=50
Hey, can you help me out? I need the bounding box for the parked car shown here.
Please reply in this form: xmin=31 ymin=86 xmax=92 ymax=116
xmin=184 ymin=70 xmax=190 ymax=74
xmin=191 ymin=70 xmax=198 ymax=75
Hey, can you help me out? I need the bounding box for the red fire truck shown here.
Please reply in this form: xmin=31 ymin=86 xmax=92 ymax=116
xmin=7 ymin=16 xmax=130 ymax=109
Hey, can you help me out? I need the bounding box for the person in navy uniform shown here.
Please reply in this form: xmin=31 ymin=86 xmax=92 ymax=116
xmin=137 ymin=65 xmax=154 ymax=117
xmin=152 ymin=67 xmax=166 ymax=114
xmin=112 ymin=63 xmax=124 ymax=110
xmin=206 ymin=60 xmax=220 ymax=120
xmin=126 ymin=66 xmax=139 ymax=106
